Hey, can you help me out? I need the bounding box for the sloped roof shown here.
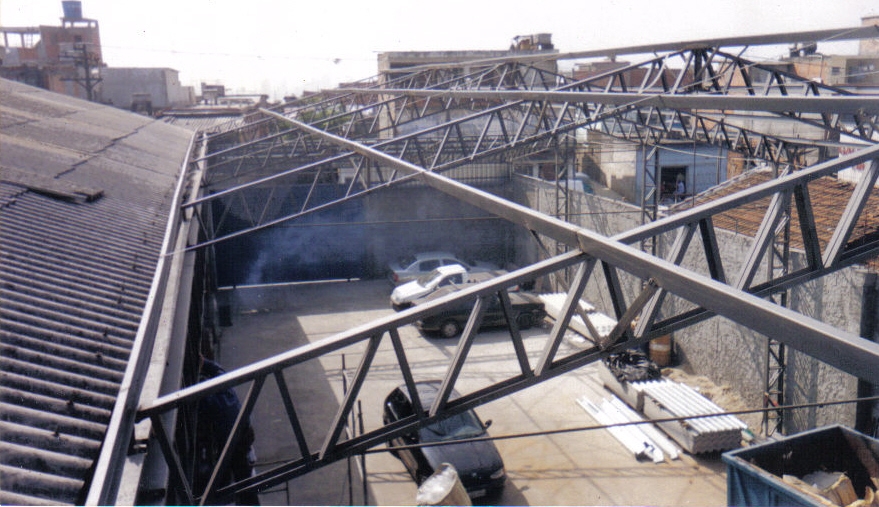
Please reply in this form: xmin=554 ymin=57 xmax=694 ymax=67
xmin=674 ymin=167 xmax=879 ymax=269
xmin=0 ymin=79 xmax=194 ymax=505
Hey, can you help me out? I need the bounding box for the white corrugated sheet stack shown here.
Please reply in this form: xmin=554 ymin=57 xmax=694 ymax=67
xmin=634 ymin=379 xmax=748 ymax=454
xmin=596 ymin=359 xmax=748 ymax=455
xmin=538 ymin=293 xmax=617 ymax=343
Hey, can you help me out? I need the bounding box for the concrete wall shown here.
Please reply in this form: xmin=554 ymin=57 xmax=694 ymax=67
xmin=589 ymin=134 xmax=640 ymax=202
xmin=213 ymin=181 xmax=519 ymax=286
xmin=100 ymin=67 xmax=194 ymax=110
xmin=514 ymin=175 xmax=867 ymax=434
xmin=363 ymin=182 xmax=518 ymax=273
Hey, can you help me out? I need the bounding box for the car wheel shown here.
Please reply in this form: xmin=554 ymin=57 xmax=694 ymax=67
xmin=439 ymin=320 xmax=461 ymax=338
xmin=516 ymin=312 xmax=535 ymax=329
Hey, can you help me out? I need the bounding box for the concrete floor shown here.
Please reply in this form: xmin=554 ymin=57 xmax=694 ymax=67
xmin=217 ymin=280 xmax=731 ymax=506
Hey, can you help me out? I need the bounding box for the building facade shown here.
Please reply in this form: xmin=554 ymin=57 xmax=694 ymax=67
xmin=100 ymin=67 xmax=195 ymax=113
xmin=0 ymin=2 xmax=103 ymax=101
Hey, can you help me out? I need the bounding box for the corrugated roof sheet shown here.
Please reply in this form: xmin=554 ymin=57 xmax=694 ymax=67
xmin=0 ymin=79 xmax=194 ymax=505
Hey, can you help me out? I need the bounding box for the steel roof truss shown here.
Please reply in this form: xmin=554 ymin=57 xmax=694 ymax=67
xmin=201 ymin=375 xmax=265 ymax=505
xmin=634 ymin=223 xmax=699 ymax=338
xmin=319 ymin=334 xmax=383 ymax=459
xmin=272 ymin=370 xmax=313 ymax=465
xmin=535 ymin=258 xmax=595 ymax=376
xmin=193 ymin=55 xmax=872 ymax=249
xmin=432 ymin=295 xmax=488 ymax=417
xmin=823 ymin=158 xmax=879 ymax=267
xmin=140 ymin=140 xmax=879 ymax=499
xmin=291 ymin=120 xmax=879 ymax=381
xmin=793 ymin=183 xmax=823 ymax=270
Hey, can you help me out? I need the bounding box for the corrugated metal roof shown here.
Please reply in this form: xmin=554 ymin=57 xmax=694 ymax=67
xmin=0 ymin=78 xmax=194 ymax=505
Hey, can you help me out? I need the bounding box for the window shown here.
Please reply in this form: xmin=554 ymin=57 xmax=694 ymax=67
xmin=419 ymin=260 xmax=440 ymax=271
xmin=442 ymin=258 xmax=470 ymax=270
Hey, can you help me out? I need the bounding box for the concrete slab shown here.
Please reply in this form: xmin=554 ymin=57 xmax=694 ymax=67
xmin=217 ymin=280 xmax=730 ymax=505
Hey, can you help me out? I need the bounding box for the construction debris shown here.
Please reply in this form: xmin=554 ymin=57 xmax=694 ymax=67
xmin=783 ymin=471 xmax=879 ymax=507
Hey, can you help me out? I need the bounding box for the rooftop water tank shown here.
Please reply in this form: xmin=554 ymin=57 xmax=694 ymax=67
xmin=62 ymin=1 xmax=83 ymax=20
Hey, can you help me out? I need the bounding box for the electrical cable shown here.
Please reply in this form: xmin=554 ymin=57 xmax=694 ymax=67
xmin=250 ymin=393 xmax=879 ymax=471
xmin=367 ymin=393 xmax=879 ymax=455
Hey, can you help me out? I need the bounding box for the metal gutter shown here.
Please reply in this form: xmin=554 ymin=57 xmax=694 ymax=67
xmin=84 ymin=131 xmax=197 ymax=505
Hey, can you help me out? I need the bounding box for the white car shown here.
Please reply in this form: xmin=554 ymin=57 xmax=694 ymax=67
xmin=390 ymin=264 xmax=468 ymax=310
xmin=387 ymin=251 xmax=498 ymax=285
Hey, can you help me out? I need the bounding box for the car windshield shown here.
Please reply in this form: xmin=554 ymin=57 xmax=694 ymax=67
xmin=416 ymin=269 xmax=441 ymax=286
xmin=420 ymin=411 xmax=486 ymax=443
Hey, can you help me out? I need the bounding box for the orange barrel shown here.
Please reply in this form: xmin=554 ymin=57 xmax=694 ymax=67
xmin=649 ymin=334 xmax=672 ymax=367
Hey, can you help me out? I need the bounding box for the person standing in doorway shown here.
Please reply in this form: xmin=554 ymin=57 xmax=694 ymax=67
xmin=674 ymin=175 xmax=686 ymax=202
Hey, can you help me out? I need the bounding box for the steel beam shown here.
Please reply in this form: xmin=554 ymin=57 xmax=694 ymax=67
xmin=361 ymin=89 xmax=879 ymax=116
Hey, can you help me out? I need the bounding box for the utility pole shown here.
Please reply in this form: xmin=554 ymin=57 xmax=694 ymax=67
xmin=61 ymin=42 xmax=102 ymax=101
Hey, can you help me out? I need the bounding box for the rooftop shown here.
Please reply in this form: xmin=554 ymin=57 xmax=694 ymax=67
xmin=0 ymin=78 xmax=193 ymax=505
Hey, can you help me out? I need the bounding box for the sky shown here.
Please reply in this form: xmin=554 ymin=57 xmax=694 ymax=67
xmin=1 ymin=0 xmax=877 ymax=100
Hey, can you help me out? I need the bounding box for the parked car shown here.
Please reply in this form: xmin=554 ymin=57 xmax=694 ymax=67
xmin=383 ymin=381 xmax=506 ymax=499
xmin=390 ymin=264 xmax=505 ymax=311
xmin=387 ymin=251 xmax=499 ymax=285
xmin=413 ymin=287 xmax=546 ymax=338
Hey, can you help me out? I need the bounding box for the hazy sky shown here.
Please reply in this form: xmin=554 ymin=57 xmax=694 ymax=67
xmin=2 ymin=0 xmax=877 ymax=99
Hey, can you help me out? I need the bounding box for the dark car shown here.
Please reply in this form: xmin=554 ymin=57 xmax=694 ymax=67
xmin=383 ymin=381 xmax=506 ymax=499
xmin=413 ymin=287 xmax=546 ymax=338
